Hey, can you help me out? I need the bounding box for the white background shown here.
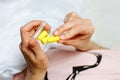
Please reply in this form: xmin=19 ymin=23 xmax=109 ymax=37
xmin=84 ymin=0 xmax=120 ymax=49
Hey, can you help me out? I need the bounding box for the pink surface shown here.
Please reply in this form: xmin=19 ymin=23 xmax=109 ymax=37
xmin=46 ymin=45 xmax=120 ymax=80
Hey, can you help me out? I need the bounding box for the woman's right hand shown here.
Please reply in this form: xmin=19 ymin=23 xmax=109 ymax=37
xmin=19 ymin=20 xmax=50 ymax=80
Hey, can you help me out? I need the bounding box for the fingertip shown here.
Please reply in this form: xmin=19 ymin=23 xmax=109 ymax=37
xmin=53 ymin=30 xmax=59 ymax=35
xmin=24 ymin=20 xmax=43 ymax=31
xmin=44 ymin=23 xmax=51 ymax=31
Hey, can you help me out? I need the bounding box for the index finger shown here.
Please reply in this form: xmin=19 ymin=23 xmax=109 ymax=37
xmin=64 ymin=12 xmax=82 ymax=23
xmin=23 ymin=20 xmax=50 ymax=32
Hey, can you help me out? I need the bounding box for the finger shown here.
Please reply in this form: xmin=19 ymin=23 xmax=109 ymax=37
xmin=60 ymin=24 xmax=90 ymax=40
xmin=30 ymin=29 xmax=36 ymax=37
xmin=44 ymin=23 xmax=51 ymax=31
xmin=20 ymin=20 xmax=51 ymax=47
xmin=53 ymin=21 xmax=76 ymax=35
xmin=20 ymin=20 xmax=41 ymax=47
xmin=54 ymin=12 xmax=83 ymax=36
xmin=59 ymin=39 xmax=77 ymax=46
xmin=20 ymin=25 xmax=29 ymax=47
xmin=24 ymin=20 xmax=51 ymax=32
xmin=28 ymin=39 xmax=43 ymax=57
xmin=64 ymin=12 xmax=81 ymax=23
xmin=19 ymin=43 xmax=35 ymax=61
xmin=23 ymin=20 xmax=42 ymax=32
xmin=30 ymin=25 xmax=51 ymax=37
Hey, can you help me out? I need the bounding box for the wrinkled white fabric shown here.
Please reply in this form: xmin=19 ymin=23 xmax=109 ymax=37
xmin=0 ymin=0 xmax=84 ymax=79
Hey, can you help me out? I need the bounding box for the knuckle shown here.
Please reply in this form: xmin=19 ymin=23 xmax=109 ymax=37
xmin=27 ymin=20 xmax=42 ymax=26
xmin=37 ymin=55 xmax=46 ymax=64
xmin=67 ymin=12 xmax=77 ymax=21
xmin=34 ymin=60 xmax=39 ymax=65
xmin=30 ymin=20 xmax=40 ymax=23
xmin=64 ymin=15 xmax=69 ymax=23
xmin=69 ymin=12 xmax=81 ymax=19
xmin=20 ymin=26 xmax=25 ymax=32
xmin=28 ymin=39 xmax=37 ymax=47
xmin=58 ymin=25 xmax=65 ymax=31
xmin=39 ymin=57 xmax=45 ymax=63
xmin=19 ymin=43 xmax=27 ymax=53
xmin=69 ymin=12 xmax=76 ymax=17
xmin=19 ymin=43 xmax=22 ymax=50
xmin=20 ymin=45 xmax=25 ymax=53
xmin=84 ymin=18 xmax=92 ymax=24
xmin=20 ymin=45 xmax=25 ymax=52
xmin=28 ymin=39 xmax=33 ymax=44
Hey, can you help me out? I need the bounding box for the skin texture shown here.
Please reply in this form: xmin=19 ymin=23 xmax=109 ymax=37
xmin=54 ymin=12 xmax=104 ymax=51
xmin=16 ymin=20 xmax=50 ymax=80
xmin=14 ymin=12 xmax=105 ymax=80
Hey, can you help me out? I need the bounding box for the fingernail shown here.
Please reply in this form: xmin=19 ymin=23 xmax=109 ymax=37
xmin=60 ymin=34 xmax=65 ymax=39
xmin=54 ymin=30 xmax=59 ymax=35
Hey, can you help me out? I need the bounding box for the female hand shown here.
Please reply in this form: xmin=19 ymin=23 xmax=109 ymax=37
xmin=53 ymin=12 xmax=96 ymax=51
xmin=19 ymin=20 xmax=50 ymax=80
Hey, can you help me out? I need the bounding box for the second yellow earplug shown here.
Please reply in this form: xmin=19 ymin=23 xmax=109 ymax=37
xmin=47 ymin=36 xmax=60 ymax=43
xmin=41 ymin=36 xmax=51 ymax=44
xmin=37 ymin=30 xmax=48 ymax=40
xmin=36 ymin=30 xmax=60 ymax=44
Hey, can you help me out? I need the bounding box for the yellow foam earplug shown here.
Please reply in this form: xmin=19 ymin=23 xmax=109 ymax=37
xmin=37 ymin=30 xmax=48 ymax=40
xmin=47 ymin=36 xmax=60 ymax=43
xmin=36 ymin=30 xmax=60 ymax=44
xmin=41 ymin=36 xmax=51 ymax=44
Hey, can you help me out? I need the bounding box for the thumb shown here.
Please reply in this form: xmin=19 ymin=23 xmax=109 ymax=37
xmin=28 ymin=39 xmax=43 ymax=56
